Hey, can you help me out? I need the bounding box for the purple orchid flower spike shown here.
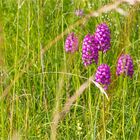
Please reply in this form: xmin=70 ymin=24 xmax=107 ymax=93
xmin=94 ymin=23 xmax=111 ymax=53
xmin=116 ymin=54 xmax=134 ymax=78
xmin=65 ymin=32 xmax=78 ymax=53
xmin=82 ymin=34 xmax=99 ymax=66
xmin=95 ymin=64 xmax=111 ymax=90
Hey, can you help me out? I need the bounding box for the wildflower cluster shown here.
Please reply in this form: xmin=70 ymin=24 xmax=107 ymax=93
xmin=64 ymin=23 xmax=134 ymax=90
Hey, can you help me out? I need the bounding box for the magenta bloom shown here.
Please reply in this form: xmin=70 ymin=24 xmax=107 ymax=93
xmin=95 ymin=64 xmax=111 ymax=90
xmin=82 ymin=34 xmax=98 ymax=66
xmin=116 ymin=54 xmax=134 ymax=78
xmin=65 ymin=32 xmax=78 ymax=53
xmin=75 ymin=9 xmax=84 ymax=17
xmin=94 ymin=23 xmax=111 ymax=53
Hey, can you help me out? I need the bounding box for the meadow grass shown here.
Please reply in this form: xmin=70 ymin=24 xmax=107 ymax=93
xmin=0 ymin=0 xmax=140 ymax=139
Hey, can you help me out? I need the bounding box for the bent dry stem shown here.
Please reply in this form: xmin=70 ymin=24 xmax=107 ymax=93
xmin=50 ymin=76 xmax=108 ymax=140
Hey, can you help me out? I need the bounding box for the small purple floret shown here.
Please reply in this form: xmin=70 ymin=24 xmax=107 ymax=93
xmin=75 ymin=9 xmax=84 ymax=17
xmin=65 ymin=32 xmax=78 ymax=53
xmin=116 ymin=54 xmax=134 ymax=78
xmin=94 ymin=23 xmax=111 ymax=53
xmin=95 ymin=64 xmax=111 ymax=90
xmin=82 ymin=34 xmax=98 ymax=66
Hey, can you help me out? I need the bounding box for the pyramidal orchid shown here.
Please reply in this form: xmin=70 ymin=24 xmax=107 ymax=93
xmin=94 ymin=23 xmax=111 ymax=53
xmin=116 ymin=54 xmax=134 ymax=78
xmin=82 ymin=34 xmax=98 ymax=66
xmin=65 ymin=32 xmax=78 ymax=53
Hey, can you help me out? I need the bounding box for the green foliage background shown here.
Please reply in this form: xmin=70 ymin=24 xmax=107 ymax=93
xmin=0 ymin=0 xmax=140 ymax=139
